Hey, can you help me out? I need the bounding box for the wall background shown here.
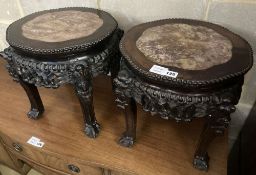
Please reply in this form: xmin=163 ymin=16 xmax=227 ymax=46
xmin=0 ymin=0 xmax=255 ymax=148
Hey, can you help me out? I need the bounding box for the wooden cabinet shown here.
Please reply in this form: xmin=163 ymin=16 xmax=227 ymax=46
xmin=0 ymin=60 xmax=227 ymax=175
xmin=0 ymin=138 xmax=19 ymax=172
xmin=1 ymin=134 xmax=103 ymax=175
xmin=7 ymin=149 xmax=103 ymax=175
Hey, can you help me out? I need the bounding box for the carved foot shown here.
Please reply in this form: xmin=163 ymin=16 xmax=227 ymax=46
xmin=193 ymin=153 xmax=209 ymax=171
xmin=27 ymin=108 xmax=44 ymax=119
xmin=119 ymin=135 xmax=135 ymax=147
xmin=84 ymin=122 xmax=101 ymax=138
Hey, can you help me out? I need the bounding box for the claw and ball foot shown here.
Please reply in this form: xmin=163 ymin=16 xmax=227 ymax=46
xmin=19 ymin=79 xmax=45 ymax=120
xmin=84 ymin=122 xmax=101 ymax=138
xmin=193 ymin=154 xmax=209 ymax=171
xmin=119 ymin=135 xmax=135 ymax=147
xmin=27 ymin=108 xmax=44 ymax=119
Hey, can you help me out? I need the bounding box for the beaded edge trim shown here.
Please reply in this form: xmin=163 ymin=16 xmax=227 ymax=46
xmin=6 ymin=7 xmax=118 ymax=55
xmin=120 ymin=18 xmax=253 ymax=87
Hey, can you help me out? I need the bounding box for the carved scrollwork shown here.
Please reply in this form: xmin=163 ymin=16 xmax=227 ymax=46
xmin=1 ymin=28 xmax=123 ymax=89
xmin=115 ymin=53 xmax=244 ymax=171
xmin=71 ymin=63 xmax=92 ymax=98
xmin=114 ymin=59 xmax=242 ymax=122
xmin=0 ymin=28 xmax=123 ymax=140
xmin=2 ymin=49 xmax=71 ymax=88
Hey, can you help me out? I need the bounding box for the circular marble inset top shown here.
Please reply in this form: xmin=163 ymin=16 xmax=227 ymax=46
xmin=22 ymin=10 xmax=103 ymax=42
xmin=136 ymin=24 xmax=232 ymax=70
xmin=6 ymin=7 xmax=117 ymax=56
xmin=120 ymin=19 xmax=253 ymax=87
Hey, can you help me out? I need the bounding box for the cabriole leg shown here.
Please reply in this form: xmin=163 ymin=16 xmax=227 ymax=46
xmin=19 ymin=78 xmax=44 ymax=119
xmin=194 ymin=108 xmax=232 ymax=171
xmin=118 ymin=97 xmax=137 ymax=147
xmin=73 ymin=65 xmax=100 ymax=138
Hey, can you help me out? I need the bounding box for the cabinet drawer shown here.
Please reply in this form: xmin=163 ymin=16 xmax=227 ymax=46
xmin=0 ymin=139 xmax=18 ymax=171
xmin=1 ymin=134 xmax=103 ymax=175
xmin=7 ymin=149 xmax=65 ymax=175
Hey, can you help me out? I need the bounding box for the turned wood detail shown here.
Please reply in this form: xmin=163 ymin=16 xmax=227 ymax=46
xmin=114 ymin=59 xmax=243 ymax=171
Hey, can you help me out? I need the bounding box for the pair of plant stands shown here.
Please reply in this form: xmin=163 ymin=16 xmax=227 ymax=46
xmin=0 ymin=7 xmax=253 ymax=171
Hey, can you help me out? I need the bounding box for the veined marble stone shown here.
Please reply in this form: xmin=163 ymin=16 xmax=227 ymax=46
xmin=22 ymin=10 xmax=103 ymax=42
xmin=136 ymin=24 xmax=232 ymax=70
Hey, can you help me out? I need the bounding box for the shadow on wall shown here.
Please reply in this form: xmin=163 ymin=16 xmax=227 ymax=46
xmin=108 ymin=11 xmax=141 ymax=31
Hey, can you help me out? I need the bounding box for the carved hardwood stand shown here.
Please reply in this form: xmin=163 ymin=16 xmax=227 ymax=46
xmin=114 ymin=19 xmax=253 ymax=171
xmin=115 ymin=60 xmax=243 ymax=170
xmin=1 ymin=7 xmax=123 ymax=138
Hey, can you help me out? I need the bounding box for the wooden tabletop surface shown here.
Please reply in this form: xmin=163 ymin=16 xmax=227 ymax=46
xmin=0 ymin=59 xmax=227 ymax=175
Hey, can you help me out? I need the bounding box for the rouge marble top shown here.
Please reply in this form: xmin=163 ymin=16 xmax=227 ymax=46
xmin=120 ymin=19 xmax=253 ymax=87
xmin=136 ymin=23 xmax=233 ymax=70
xmin=22 ymin=10 xmax=103 ymax=42
xmin=6 ymin=7 xmax=117 ymax=56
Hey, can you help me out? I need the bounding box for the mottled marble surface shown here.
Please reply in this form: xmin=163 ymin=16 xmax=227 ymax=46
xmin=136 ymin=24 xmax=232 ymax=70
xmin=22 ymin=10 xmax=103 ymax=42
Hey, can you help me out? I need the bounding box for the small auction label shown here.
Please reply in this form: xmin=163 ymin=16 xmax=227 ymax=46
xmin=27 ymin=136 xmax=45 ymax=148
xmin=149 ymin=65 xmax=178 ymax=78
